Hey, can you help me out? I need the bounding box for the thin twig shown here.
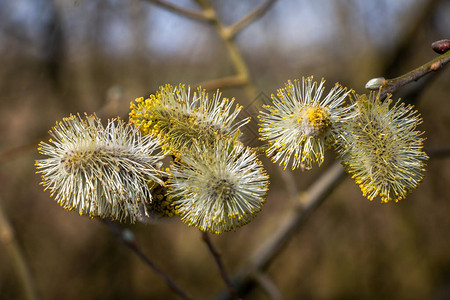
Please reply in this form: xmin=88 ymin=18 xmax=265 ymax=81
xmin=0 ymin=197 xmax=39 ymax=300
xmin=104 ymin=220 xmax=192 ymax=300
xmin=198 ymin=75 xmax=247 ymax=91
xmin=144 ymin=0 xmax=213 ymax=21
xmin=195 ymin=0 xmax=256 ymax=99
xmin=202 ymin=232 xmax=241 ymax=300
xmin=381 ymin=0 xmax=442 ymax=76
xmin=226 ymin=0 xmax=277 ymax=39
xmin=218 ymin=48 xmax=450 ymax=298
xmin=217 ymin=162 xmax=346 ymax=300
xmin=372 ymin=50 xmax=450 ymax=99
xmin=250 ymin=162 xmax=345 ymax=273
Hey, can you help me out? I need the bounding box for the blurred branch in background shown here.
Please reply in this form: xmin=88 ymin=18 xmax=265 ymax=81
xmin=1 ymin=0 xmax=449 ymax=299
xmin=251 ymin=271 xmax=285 ymax=300
xmin=219 ymin=0 xmax=277 ymax=39
xmin=218 ymin=162 xmax=345 ymax=300
xmin=381 ymin=0 xmax=443 ymax=77
xmin=0 ymin=197 xmax=39 ymax=300
xmin=144 ymin=0 xmax=213 ymax=21
xmin=145 ymin=0 xmax=277 ymax=99
xmin=220 ymin=39 xmax=450 ymax=300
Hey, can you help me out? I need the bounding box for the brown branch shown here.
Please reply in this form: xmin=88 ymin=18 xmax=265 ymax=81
xmin=202 ymin=232 xmax=241 ymax=300
xmin=226 ymin=0 xmax=277 ymax=39
xmin=0 ymin=197 xmax=39 ymax=300
xmin=217 ymin=162 xmax=346 ymax=300
xmin=249 ymin=162 xmax=345 ymax=272
xmin=104 ymin=221 xmax=193 ymax=300
xmin=144 ymin=0 xmax=276 ymax=95
xmin=251 ymin=272 xmax=285 ymax=300
xmin=198 ymin=75 xmax=247 ymax=91
xmin=194 ymin=0 xmax=256 ymax=98
xmin=381 ymin=0 xmax=442 ymax=76
xmin=144 ymin=0 xmax=213 ymax=21
xmin=366 ymin=50 xmax=450 ymax=98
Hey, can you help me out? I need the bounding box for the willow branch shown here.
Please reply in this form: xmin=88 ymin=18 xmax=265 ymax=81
xmin=202 ymin=232 xmax=240 ymax=300
xmin=144 ymin=0 xmax=213 ymax=21
xmin=217 ymin=162 xmax=346 ymax=300
xmin=251 ymin=272 xmax=285 ymax=300
xmin=226 ymin=0 xmax=277 ymax=39
xmin=368 ymin=50 xmax=450 ymax=98
xmin=104 ymin=221 xmax=192 ymax=300
xmin=194 ymin=0 xmax=256 ymax=98
xmin=198 ymin=75 xmax=247 ymax=91
xmin=0 ymin=198 xmax=39 ymax=300
xmin=250 ymin=162 xmax=345 ymax=272
xmin=381 ymin=0 xmax=442 ymax=75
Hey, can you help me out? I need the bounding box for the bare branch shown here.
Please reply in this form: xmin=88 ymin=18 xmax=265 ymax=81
xmin=368 ymin=50 xmax=450 ymax=98
xmin=197 ymin=75 xmax=247 ymax=91
xmin=249 ymin=162 xmax=345 ymax=272
xmin=226 ymin=0 xmax=277 ymax=39
xmin=0 ymin=197 xmax=39 ymax=300
xmin=217 ymin=162 xmax=346 ymax=300
xmin=143 ymin=0 xmax=213 ymax=21
xmin=194 ymin=0 xmax=256 ymax=98
xmin=202 ymin=232 xmax=241 ymax=300
xmin=252 ymin=272 xmax=285 ymax=300
xmin=104 ymin=221 xmax=193 ymax=300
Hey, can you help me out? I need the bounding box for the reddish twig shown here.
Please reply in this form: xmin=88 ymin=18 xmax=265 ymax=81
xmin=104 ymin=221 xmax=193 ymax=300
xmin=431 ymin=39 xmax=450 ymax=54
xmin=202 ymin=232 xmax=241 ymax=300
xmin=367 ymin=50 xmax=450 ymax=98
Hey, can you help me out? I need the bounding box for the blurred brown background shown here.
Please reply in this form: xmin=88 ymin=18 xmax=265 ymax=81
xmin=1 ymin=0 xmax=450 ymax=299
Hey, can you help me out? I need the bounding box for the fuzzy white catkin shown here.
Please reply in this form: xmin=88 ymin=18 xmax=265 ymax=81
xmin=36 ymin=114 xmax=166 ymax=222
xmin=258 ymin=76 xmax=354 ymax=170
xmin=168 ymin=139 xmax=269 ymax=234
xmin=335 ymin=93 xmax=428 ymax=202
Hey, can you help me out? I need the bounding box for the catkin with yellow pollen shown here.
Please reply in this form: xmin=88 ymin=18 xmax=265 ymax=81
xmin=129 ymin=84 xmax=249 ymax=157
xmin=258 ymin=76 xmax=354 ymax=170
xmin=167 ymin=139 xmax=269 ymax=234
xmin=334 ymin=92 xmax=428 ymax=203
